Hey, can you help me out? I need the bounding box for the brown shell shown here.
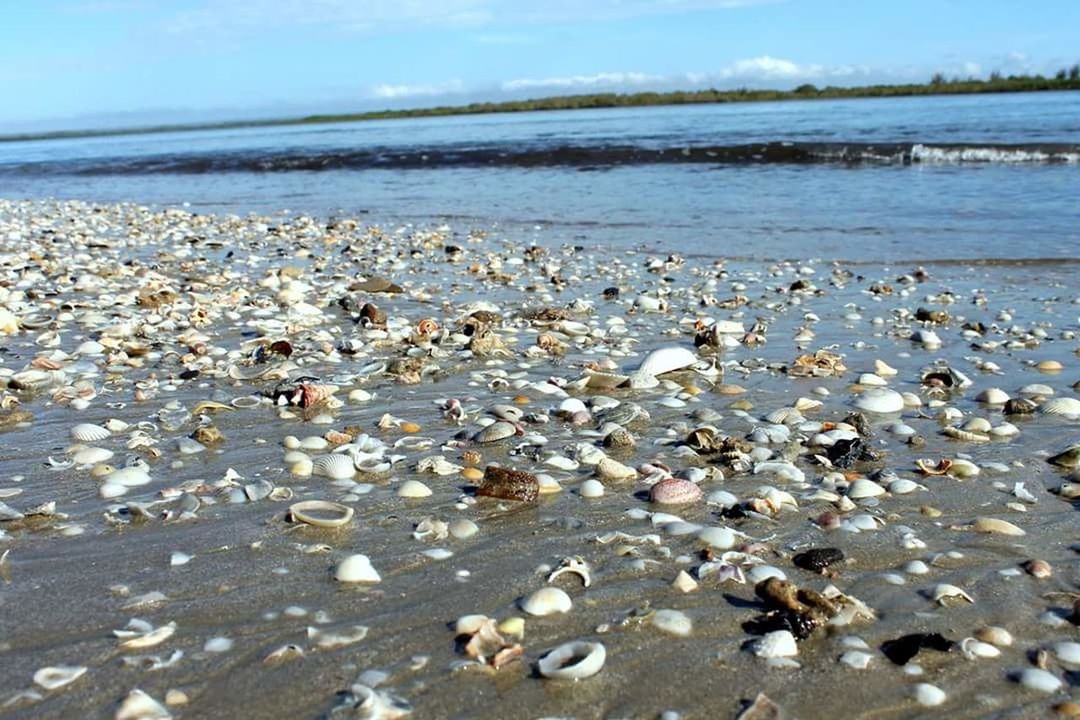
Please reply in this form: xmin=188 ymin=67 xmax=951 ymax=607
xmin=476 ymin=465 xmax=538 ymax=502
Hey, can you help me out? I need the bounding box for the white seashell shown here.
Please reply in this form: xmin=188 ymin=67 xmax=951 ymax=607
xmin=596 ymin=457 xmax=636 ymax=481
xmin=1015 ymin=668 xmax=1062 ymax=693
xmin=311 ymin=454 xmax=356 ymax=480
xmin=335 ymin=554 xmax=381 ymax=583
xmin=520 ymin=587 xmax=572 ymax=616
xmin=1050 ymin=640 xmax=1080 ymax=667
xmin=537 ymin=641 xmax=606 ymax=679
xmin=106 ymin=466 xmax=151 ymax=487
xmin=839 ymin=651 xmax=873 ymax=669
xmin=847 ymin=478 xmax=886 ymax=499
xmin=913 ymin=683 xmax=946 ymax=707
xmin=874 ymin=359 xmax=898 ymax=377
xmin=889 ymin=479 xmax=925 ymax=495
xmin=579 ymin=479 xmax=605 ymax=498
xmin=858 ymin=373 xmax=887 ymax=386
xmin=948 ymin=459 xmax=981 ymax=478
xmin=911 ymin=329 xmax=942 ymax=348
xmin=960 ymin=638 xmax=1001 ymax=659
xmin=854 ymin=387 xmax=904 ymax=414
xmin=306 ymin=624 xmax=369 ymax=649
xmin=1040 ymin=397 xmax=1080 ymax=419
xmin=71 ymin=423 xmax=110 ymax=442
xmin=33 ymin=665 xmax=87 ymax=690
xmin=628 ymin=346 xmax=697 ymax=387
xmin=932 ymin=583 xmax=974 ymax=605
xmin=975 ymin=388 xmax=1010 ymax=404
xmin=696 ymin=526 xmax=737 ymax=549
xmin=753 ymin=461 xmax=804 ymax=484
xmin=397 ymin=480 xmax=432 ymax=498
xmin=651 ymin=609 xmax=692 ymax=637
xmin=672 ymin=570 xmax=698 ymax=593
xmin=71 ymin=446 xmax=114 ymax=465
xmin=752 ymin=630 xmax=798 ymax=658
xmin=116 ymin=689 xmax=171 ymax=720
xmin=746 ymin=565 xmax=786 ymax=584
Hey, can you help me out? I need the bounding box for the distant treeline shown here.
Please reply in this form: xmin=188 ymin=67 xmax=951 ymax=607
xmin=4 ymin=67 xmax=1079 ymax=143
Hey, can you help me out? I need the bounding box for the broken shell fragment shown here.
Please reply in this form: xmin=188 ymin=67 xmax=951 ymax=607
xmin=288 ymin=500 xmax=354 ymax=528
xmin=33 ymin=665 xmax=87 ymax=690
xmin=476 ymin=465 xmax=538 ymax=502
xmin=537 ymin=641 xmax=606 ymax=679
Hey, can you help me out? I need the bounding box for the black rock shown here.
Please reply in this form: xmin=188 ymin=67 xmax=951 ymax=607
xmin=880 ymin=632 xmax=955 ymax=665
xmin=743 ymin=609 xmax=818 ymax=640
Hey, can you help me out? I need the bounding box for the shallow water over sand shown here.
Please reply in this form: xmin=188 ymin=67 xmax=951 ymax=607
xmin=0 ymin=200 xmax=1077 ymax=719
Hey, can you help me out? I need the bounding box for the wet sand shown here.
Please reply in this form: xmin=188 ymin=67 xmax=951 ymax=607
xmin=0 ymin=199 xmax=1077 ymax=719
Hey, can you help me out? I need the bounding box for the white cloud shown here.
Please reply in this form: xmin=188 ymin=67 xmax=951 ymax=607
xmin=371 ymin=79 xmax=464 ymax=99
xmin=501 ymin=72 xmax=661 ymax=92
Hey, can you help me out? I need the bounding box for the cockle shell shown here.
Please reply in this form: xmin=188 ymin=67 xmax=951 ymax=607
xmin=520 ymin=587 xmax=572 ymax=616
xmin=311 ymin=454 xmax=356 ymax=480
xmin=1040 ymin=397 xmax=1080 ymax=419
xmin=649 ymin=478 xmax=702 ymax=505
xmin=537 ymin=641 xmax=606 ymax=679
xmin=71 ymin=423 xmax=110 ymax=442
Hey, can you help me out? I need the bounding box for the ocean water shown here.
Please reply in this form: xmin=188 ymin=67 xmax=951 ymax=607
xmin=1 ymin=91 xmax=1079 ymax=261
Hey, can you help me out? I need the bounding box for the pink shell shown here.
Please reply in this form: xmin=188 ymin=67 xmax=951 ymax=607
xmin=649 ymin=478 xmax=703 ymax=505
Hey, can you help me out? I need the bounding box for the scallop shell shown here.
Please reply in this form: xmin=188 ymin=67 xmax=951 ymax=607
xmin=71 ymin=423 xmax=110 ymax=442
xmin=537 ymin=641 xmax=606 ymax=679
xmin=520 ymin=587 xmax=572 ymax=616
xmin=288 ymin=500 xmax=354 ymax=528
xmin=1039 ymin=397 xmax=1080 ymax=419
xmin=311 ymin=454 xmax=356 ymax=480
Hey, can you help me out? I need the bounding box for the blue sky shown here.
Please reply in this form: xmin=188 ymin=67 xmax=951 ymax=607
xmin=1 ymin=0 xmax=1077 ymax=130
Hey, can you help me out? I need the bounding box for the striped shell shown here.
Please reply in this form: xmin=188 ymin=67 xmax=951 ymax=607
xmin=1039 ymin=397 xmax=1080 ymax=419
xmin=473 ymin=421 xmax=518 ymax=443
xmin=649 ymin=478 xmax=703 ymax=505
xmin=71 ymin=423 xmax=111 ymax=442
xmin=943 ymin=426 xmax=990 ymax=443
xmin=311 ymin=454 xmax=356 ymax=480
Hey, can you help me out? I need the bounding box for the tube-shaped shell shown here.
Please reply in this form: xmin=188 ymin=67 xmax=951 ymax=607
xmin=537 ymin=641 xmax=606 ymax=679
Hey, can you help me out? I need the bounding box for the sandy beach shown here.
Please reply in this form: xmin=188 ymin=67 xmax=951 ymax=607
xmin=0 ymin=199 xmax=1077 ymax=718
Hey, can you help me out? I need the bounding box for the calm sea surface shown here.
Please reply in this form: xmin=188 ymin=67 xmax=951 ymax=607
xmin=1 ymin=91 xmax=1079 ymax=261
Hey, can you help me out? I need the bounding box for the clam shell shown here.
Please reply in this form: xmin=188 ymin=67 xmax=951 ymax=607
xmin=520 ymin=587 xmax=572 ymax=616
xmin=975 ymin=388 xmax=1010 ymax=404
xmin=537 ymin=641 xmax=605 ymax=679
xmin=288 ymin=500 xmax=354 ymax=528
xmin=335 ymin=554 xmax=381 ymax=583
xmin=847 ymin=478 xmax=886 ymax=499
xmin=105 ymin=466 xmax=151 ymax=487
xmin=71 ymin=423 xmax=110 ymax=442
xmin=1048 ymin=444 xmax=1080 ymax=468
xmin=971 ymin=516 xmax=1025 ymax=536
xmin=596 ymin=457 xmax=637 ymax=481
xmin=311 ymin=454 xmax=356 ymax=480
xmin=853 ymin=388 xmax=904 ymax=414
xmin=629 ymin=346 xmax=697 ymax=386
xmin=472 ymin=421 xmax=517 ymax=443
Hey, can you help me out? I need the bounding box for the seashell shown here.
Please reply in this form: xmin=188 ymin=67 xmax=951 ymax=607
xmin=116 ymin=620 xmax=177 ymax=649
xmin=596 ymin=457 xmax=637 ymax=482
xmin=1050 ymin=640 xmax=1080 ymax=667
xmin=537 ymin=641 xmax=605 ymax=679
xmin=476 ymin=465 xmax=538 ymax=502
xmin=975 ymin=388 xmax=1009 ymax=404
xmin=649 ymin=478 xmax=702 ymax=505
xmin=71 ymin=423 xmax=110 ymax=442
xmin=548 ymin=556 xmax=591 ymax=587
xmin=1048 ymin=444 xmax=1080 ymax=468
xmin=888 ymin=479 xmax=925 ymax=495
xmin=1014 ymin=668 xmax=1062 ymax=693
xmin=628 ymin=346 xmax=697 ymax=388
xmin=932 ymin=583 xmax=974 ymax=605
xmin=971 ymin=516 xmax=1026 ymax=536
xmin=1040 ymin=397 xmax=1080 ymax=419
xmin=752 ymin=630 xmax=798 ymax=658
xmin=520 ymin=587 xmax=572 ymax=616
xmin=913 ymin=683 xmax=946 ymax=707
xmin=853 ymin=388 xmax=904 ymax=414
xmin=105 ymin=466 xmax=151 ymax=487
xmin=697 ymin=526 xmax=737 ymax=549
xmin=472 ymin=421 xmax=518 ymax=444
xmin=974 ymin=626 xmax=1013 ymax=647
xmin=1022 ymin=559 xmax=1052 ymax=578
xmin=916 ymin=458 xmax=952 ymax=475
xmin=839 ymin=650 xmax=873 ymax=669
xmin=449 ymin=519 xmax=478 ymax=539
xmin=307 ymin=624 xmax=369 ymax=649
xmin=960 ymin=637 xmax=1001 ymax=659
xmin=847 ymin=478 xmax=886 ymax=499
xmin=580 ymin=479 xmax=605 ymax=498
xmin=33 ymin=665 xmax=87 ymax=690
xmin=943 ymin=426 xmax=990 ymax=443
xmin=397 ymin=480 xmax=432 ymax=498
xmin=948 ymin=458 xmax=980 ymax=478
xmin=116 ymin=689 xmax=171 ymax=720
xmin=335 ymin=554 xmax=381 ymax=583
xmin=71 ymin=446 xmax=114 ymax=465
xmin=311 ymin=454 xmax=356 ymax=480
xmin=288 ymin=500 xmax=354 ymax=528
